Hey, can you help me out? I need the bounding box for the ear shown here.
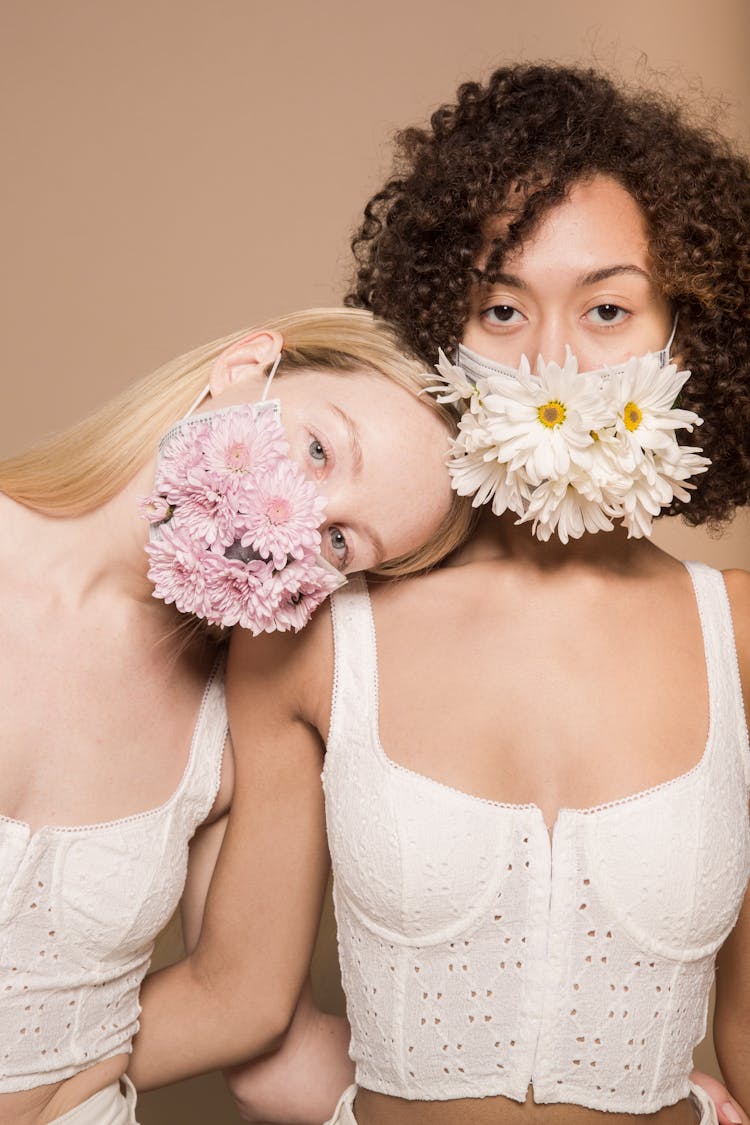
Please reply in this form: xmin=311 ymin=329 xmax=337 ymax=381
xmin=208 ymin=330 xmax=283 ymax=397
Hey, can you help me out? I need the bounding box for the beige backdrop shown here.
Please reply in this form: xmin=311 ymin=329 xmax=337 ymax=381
xmin=2 ymin=1 xmax=748 ymax=1122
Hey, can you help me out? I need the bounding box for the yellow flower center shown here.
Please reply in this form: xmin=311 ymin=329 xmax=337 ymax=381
xmin=538 ymin=400 xmax=566 ymax=428
xmin=590 ymin=430 xmax=600 ymax=442
xmin=624 ymin=401 xmax=643 ymax=431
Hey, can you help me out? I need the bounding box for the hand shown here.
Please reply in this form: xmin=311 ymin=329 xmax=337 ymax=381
xmin=690 ymin=1069 xmax=749 ymax=1125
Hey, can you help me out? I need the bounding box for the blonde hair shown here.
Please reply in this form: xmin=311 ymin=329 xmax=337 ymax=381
xmin=0 ymin=307 xmax=473 ymax=577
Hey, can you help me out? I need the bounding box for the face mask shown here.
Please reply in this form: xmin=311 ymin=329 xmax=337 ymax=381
xmin=427 ymin=317 xmax=709 ymax=544
xmin=456 ymin=316 xmax=679 ymax=384
xmin=140 ymin=355 xmax=345 ymax=633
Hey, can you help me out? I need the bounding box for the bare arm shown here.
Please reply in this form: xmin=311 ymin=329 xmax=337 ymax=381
xmin=711 ymin=569 xmax=750 ymax=1118
xmin=714 ymin=883 xmax=750 ymax=1116
xmin=129 ymin=617 xmax=333 ymax=1090
xmin=177 ymin=810 xmax=353 ymax=1124
xmin=225 ymin=981 xmax=353 ymax=1125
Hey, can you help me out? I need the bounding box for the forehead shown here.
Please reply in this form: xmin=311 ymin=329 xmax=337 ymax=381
xmin=485 ymin=175 xmax=652 ymax=274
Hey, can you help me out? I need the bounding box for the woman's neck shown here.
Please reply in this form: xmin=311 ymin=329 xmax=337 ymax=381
xmin=453 ymin=508 xmax=664 ymax=575
xmin=0 ymin=454 xmax=161 ymax=611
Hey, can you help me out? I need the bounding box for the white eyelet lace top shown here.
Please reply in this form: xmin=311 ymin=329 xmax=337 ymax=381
xmin=322 ymin=563 xmax=750 ymax=1113
xmin=0 ymin=651 xmax=228 ymax=1092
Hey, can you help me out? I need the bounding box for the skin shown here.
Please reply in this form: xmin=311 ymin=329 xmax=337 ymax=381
xmin=128 ymin=177 xmax=749 ymax=1125
xmin=0 ymin=341 xmax=454 ymax=1125
xmin=463 ymin=177 xmax=673 ymax=372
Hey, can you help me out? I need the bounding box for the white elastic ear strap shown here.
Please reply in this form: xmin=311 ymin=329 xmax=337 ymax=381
xmin=659 ymin=312 xmax=679 ymax=365
xmin=261 ymin=353 xmax=282 ymax=402
xmin=183 ymin=383 xmax=211 ymax=418
xmin=183 ymin=351 xmax=282 ymax=417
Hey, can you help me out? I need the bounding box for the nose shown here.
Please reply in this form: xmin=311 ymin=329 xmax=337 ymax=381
xmin=528 ymin=317 xmax=570 ymax=369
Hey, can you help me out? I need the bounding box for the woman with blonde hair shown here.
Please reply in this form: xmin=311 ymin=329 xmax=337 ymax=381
xmin=0 ymin=306 xmax=473 ymax=1125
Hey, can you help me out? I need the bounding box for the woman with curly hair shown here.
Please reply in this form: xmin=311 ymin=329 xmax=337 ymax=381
xmin=130 ymin=66 xmax=749 ymax=1125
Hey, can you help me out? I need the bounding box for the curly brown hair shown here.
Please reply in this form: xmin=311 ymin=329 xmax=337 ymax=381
xmin=345 ymin=64 xmax=750 ymax=526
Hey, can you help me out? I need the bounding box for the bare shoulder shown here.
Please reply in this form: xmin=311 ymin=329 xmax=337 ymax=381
xmin=226 ymin=602 xmax=334 ymax=727
xmin=368 ymin=563 xmax=475 ymax=624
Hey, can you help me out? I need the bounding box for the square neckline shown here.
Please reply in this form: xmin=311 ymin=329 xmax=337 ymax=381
xmin=360 ymin=560 xmax=716 ymax=836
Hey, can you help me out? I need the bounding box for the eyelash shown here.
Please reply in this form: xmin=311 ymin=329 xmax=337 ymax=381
xmin=328 ymin=527 xmax=349 ymax=568
xmin=308 ymin=432 xmax=331 ymax=465
xmin=308 ymin=432 xmax=351 ymax=569
xmin=480 ymin=304 xmax=523 ymax=326
xmin=479 ymin=303 xmax=632 ymax=327
xmin=585 ymin=303 xmax=631 ymax=326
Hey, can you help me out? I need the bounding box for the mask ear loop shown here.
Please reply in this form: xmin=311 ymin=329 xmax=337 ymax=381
xmin=183 ymin=383 xmax=211 ymax=419
xmin=660 ymin=312 xmax=679 ymax=366
xmin=261 ymin=353 xmax=282 ymax=401
xmin=182 ymin=351 xmax=282 ymax=418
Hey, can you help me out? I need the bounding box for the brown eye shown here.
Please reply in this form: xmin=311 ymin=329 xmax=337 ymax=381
xmin=587 ymin=304 xmax=628 ymax=325
xmin=482 ymin=305 xmax=523 ymax=325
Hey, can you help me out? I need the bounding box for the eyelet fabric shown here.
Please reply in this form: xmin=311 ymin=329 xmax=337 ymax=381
xmin=322 ymin=564 xmax=750 ymax=1112
xmin=0 ymin=652 xmax=228 ymax=1092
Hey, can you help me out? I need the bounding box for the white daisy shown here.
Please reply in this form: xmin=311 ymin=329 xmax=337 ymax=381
xmin=619 ymin=453 xmax=678 ymax=538
xmin=430 ymin=346 xmax=710 ymax=544
xmin=482 ymin=352 xmax=614 ymax=486
xmin=425 ymin=348 xmax=480 ymax=405
xmin=608 ymin=356 xmax=703 ymax=463
xmin=654 ymin=444 xmax=711 ymax=504
xmin=518 ymin=476 xmax=617 ymax=544
xmin=448 ymin=411 xmax=529 ymax=515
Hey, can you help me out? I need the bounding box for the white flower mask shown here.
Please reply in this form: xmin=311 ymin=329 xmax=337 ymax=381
xmin=427 ymin=323 xmax=711 ymax=544
xmin=455 ymin=316 xmax=679 ymax=384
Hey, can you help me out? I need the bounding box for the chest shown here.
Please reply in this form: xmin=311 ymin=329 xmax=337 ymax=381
xmin=0 ymin=613 xmax=218 ymax=831
xmin=324 ymin=568 xmax=750 ymax=955
xmin=374 ymin=585 xmax=709 ymax=818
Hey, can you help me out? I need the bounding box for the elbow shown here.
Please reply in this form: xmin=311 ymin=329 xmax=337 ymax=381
xmin=222 ymin=1024 xmax=297 ymax=1125
xmin=223 ymin=992 xmax=295 ymax=1065
xmin=224 ymin=1065 xmax=276 ymax=1124
xmin=191 ymin=954 xmax=297 ymax=1066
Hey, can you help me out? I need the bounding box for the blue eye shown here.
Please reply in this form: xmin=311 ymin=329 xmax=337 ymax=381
xmin=481 ymin=305 xmax=524 ymax=326
xmin=329 ymin=526 xmax=348 ymax=563
xmin=309 ymin=437 xmax=326 ymax=462
xmin=587 ymin=304 xmax=629 ymax=326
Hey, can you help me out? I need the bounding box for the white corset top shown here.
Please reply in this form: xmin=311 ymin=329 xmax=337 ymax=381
xmin=0 ymin=651 xmax=228 ymax=1092
xmin=322 ymin=564 xmax=750 ymax=1113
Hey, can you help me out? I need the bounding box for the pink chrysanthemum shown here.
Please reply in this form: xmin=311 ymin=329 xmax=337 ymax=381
xmin=169 ymin=469 xmax=243 ymax=550
xmin=139 ymin=494 xmax=172 ymax=523
xmin=238 ymin=461 xmax=327 ymax=570
xmin=201 ymin=406 xmax=289 ymax=484
xmin=202 ymin=555 xmax=276 ymax=633
xmin=154 ymin=421 xmax=210 ymax=497
xmin=145 ymin=525 xmax=216 ymax=620
xmin=266 ymin=559 xmax=344 ymax=632
xmin=145 ymin=402 xmax=345 ymax=631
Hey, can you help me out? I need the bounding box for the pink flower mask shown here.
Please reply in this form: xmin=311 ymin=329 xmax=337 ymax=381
xmin=141 ymin=374 xmax=346 ymax=633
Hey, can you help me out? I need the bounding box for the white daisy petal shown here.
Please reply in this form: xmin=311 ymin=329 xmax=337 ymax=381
xmin=438 ymin=350 xmax=708 ymax=544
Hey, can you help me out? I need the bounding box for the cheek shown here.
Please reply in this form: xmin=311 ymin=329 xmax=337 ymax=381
xmin=461 ymin=319 xmax=524 ymax=366
xmin=378 ymin=463 xmax=453 ymax=553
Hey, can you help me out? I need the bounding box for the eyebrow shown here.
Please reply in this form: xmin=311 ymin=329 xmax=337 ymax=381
xmin=329 ymin=404 xmax=363 ymax=477
xmin=482 ymin=264 xmax=652 ymax=292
